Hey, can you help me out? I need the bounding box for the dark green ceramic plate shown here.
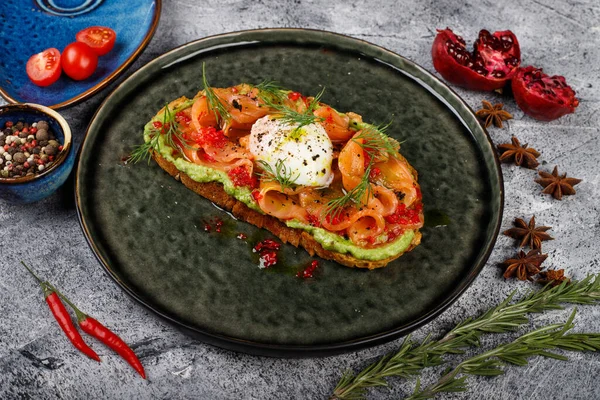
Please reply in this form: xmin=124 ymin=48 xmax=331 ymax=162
xmin=76 ymin=29 xmax=503 ymax=357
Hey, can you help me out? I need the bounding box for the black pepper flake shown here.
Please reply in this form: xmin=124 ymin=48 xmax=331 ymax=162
xmin=303 ymin=160 xmax=308 ymax=166
xmin=232 ymin=99 xmax=242 ymax=111
xmin=312 ymin=155 xmax=320 ymax=161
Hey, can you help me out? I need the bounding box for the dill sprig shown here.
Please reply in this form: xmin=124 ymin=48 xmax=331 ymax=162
xmin=353 ymin=122 xmax=399 ymax=159
xmin=257 ymin=159 xmax=300 ymax=191
xmin=262 ymin=87 xmax=326 ymax=129
xmin=129 ymin=103 xmax=187 ymax=164
xmin=254 ymin=80 xmax=287 ymax=104
xmin=202 ymin=63 xmax=231 ymax=123
xmin=330 ymin=275 xmax=600 ymax=400
xmin=129 ymin=128 xmax=161 ymax=165
xmin=407 ymin=308 xmax=600 ymax=400
xmin=323 ymin=163 xmax=373 ymax=221
xmin=322 ymin=122 xmax=400 ymax=219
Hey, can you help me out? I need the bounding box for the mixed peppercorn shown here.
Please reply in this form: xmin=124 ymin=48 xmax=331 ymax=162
xmin=0 ymin=120 xmax=63 ymax=179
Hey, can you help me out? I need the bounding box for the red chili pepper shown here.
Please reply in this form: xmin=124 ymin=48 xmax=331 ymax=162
xmin=78 ymin=316 xmax=146 ymax=379
xmin=21 ymin=262 xmax=100 ymax=362
xmin=54 ymin=286 xmax=146 ymax=379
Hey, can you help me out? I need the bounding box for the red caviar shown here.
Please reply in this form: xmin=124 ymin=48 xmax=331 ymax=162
xmin=369 ymin=167 xmax=381 ymax=180
xmin=307 ymin=214 xmax=321 ymax=227
xmin=228 ymin=165 xmax=258 ymax=188
xmin=325 ymin=213 xmax=343 ymax=225
xmin=288 ymin=91 xmax=301 ymax=101
xmin=175 ymin=111 xmax=191 ymax=125
xmin=385 ymin=203 xmax=422 ymax=225
xmin=192 ymin=126 xmax=228 ymax=148
xmin=251 ymin=189 xmax=263 ymax=202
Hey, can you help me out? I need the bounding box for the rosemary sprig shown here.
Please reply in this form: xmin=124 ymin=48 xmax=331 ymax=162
xmin=407 ymin=309 xmax=600 ymax=399
xmin=330 ymin=275 xmax=600 ymax=400
xmin=129 ymin=103 xmax=187 ymax=164
xmin=257 ymin=159 xmax=300 ymax=191
xmin=202 ymin=63 xmax=231 ymax=123
xmin=262 ymin=87 xmax=326 ymax=129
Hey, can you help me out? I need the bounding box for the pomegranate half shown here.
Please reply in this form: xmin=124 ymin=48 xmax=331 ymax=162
xmin=512 ymin=66 xmax=579 ymax=121
xmin=432 ymin=28 xmax=521 ymax=91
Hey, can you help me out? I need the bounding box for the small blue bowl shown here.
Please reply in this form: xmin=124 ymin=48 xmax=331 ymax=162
xmin=0 ymin=104 xmax=74 ymax=203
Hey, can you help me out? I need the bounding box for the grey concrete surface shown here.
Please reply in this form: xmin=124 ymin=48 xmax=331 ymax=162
xmin=1 ymin=0 xmax=599 ymax=398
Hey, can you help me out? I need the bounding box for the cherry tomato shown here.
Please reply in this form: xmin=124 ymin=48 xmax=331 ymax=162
xmin=76 ymin=26 xmax=116 ymax=56
xmin=26 ymin=48 xmax=61 ymax=87
xmin=61 ymin=42 xmax=98 ymax=81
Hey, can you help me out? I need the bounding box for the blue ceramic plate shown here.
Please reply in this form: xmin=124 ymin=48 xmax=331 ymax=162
xmin=0 ymin=0 xmax=161 ymax=109
xmin=76 ymin=29 xmax=503 ymax=357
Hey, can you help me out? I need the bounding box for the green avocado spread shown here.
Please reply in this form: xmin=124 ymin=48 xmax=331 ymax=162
xmin=144 ymin=100 xmax=416 ymax=262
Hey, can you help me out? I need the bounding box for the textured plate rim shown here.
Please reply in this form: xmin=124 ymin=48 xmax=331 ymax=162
xmin=0 ymin=0 xmax=162 ymax=110
xmin=75 ymin=27 xmax=504 ymax=357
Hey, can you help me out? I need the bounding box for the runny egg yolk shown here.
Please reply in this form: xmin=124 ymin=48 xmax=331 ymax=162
xmin=249 ymin=116 xmax=334 ymax=188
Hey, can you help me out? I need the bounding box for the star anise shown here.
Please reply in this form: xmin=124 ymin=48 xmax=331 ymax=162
xmin=475 ymin=100 xmax=513 ymax=128
xmin=535 ymin=166 xmax=582 ymax=200
xmin=497 ymin=136 xmax=540 ymax=169
xmin=537 ymin=269 xmax=570 ymax=287
xmin=503 ymin=216 xmax=553 ymax=250
xmin=501 ymin=249 xmax=548 ymax=281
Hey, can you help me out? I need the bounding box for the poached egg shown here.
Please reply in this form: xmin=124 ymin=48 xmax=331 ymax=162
xmin=249 ymin=116 xmax=333 ymax=188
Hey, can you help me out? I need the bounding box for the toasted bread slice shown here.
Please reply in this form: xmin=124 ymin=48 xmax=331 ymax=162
xmin=150 ymin=149 xmax=421 ymax=269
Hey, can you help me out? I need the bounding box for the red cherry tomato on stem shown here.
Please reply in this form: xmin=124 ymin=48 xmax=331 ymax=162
xmin=76 ymin=26 xmax=116 ymax=56
xmin=61 ymin=42 xmax=98 ymax=81
xmin=26 ymin=48 xmax=61 ymax=87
